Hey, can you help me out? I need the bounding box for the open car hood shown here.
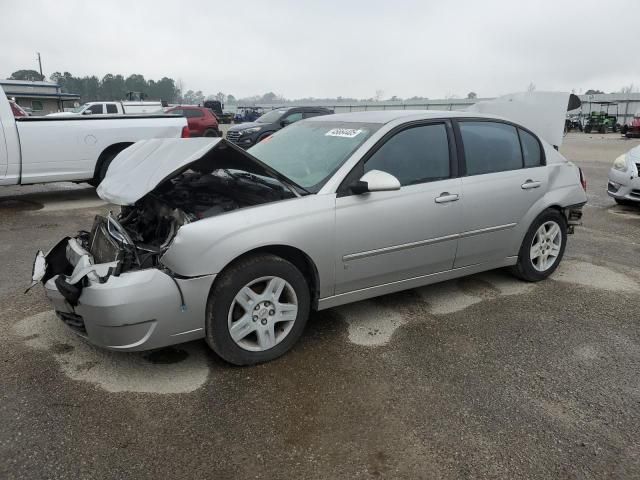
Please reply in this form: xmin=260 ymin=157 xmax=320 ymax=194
xmin=97 ymin=137 xmax=303 ymax=205
xmin=465 ymin=92 xmax=579 ymax=148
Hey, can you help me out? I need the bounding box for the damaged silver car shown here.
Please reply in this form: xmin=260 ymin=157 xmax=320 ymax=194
xmin=33 ymin=100 xmax=587 ymax=365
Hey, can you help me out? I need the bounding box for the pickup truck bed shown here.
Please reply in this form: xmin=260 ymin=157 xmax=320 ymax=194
xmin=0 ymin=94 xmax=188 ymax=186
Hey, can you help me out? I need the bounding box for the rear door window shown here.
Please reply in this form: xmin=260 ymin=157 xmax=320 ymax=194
xmin=519 ymin=129 xmax=543 ymax=167
xmin=185 ymin=109 xmax=204 ymax=118
xmin=459 ymin=121 xmax=523 ymax=175
xmin=364 ymin=123 xmax=450 ymax=186
xmin=106 ymin=104 xmax=118 ymax=114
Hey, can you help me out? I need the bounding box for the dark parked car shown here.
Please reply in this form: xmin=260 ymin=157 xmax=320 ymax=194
xmin=226 ymin=106 xmax=333 ymax=148
xmin=166 ymin=106 xmax=220 ymax=137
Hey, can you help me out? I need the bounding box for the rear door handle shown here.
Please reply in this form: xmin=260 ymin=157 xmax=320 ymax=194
xmin=435 ymin=192 xmax=459 ymax=203
xmin=521 ymin=180 xmax=541 ymax=190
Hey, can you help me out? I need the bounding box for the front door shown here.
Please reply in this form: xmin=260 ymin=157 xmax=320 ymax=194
xmin=334 ymin=122 xmax=463 ymax=294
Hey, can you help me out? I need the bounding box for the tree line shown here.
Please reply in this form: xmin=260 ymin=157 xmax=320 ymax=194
xmin=7 ymin=69 xmax=190 ymax=104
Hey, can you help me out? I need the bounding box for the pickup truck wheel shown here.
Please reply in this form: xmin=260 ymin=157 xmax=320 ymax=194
xmin=205 ymin=254 xmax=310 ymax=365
xmin=511 ymin=209 xmax=567 ymax=282
xmin=91 ymin=151 xmax=118 ymax=186
xmin=203 ymin=129 xmax=219 ymax=137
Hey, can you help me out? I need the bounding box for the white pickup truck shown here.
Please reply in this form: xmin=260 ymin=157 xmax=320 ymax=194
xmin=48 ymin=100 xmax=164 ymax=116
xmin=0 ymin=93 xmax=188 ymax=186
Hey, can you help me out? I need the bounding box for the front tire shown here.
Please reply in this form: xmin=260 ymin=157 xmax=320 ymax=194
xmin=511 ymin=209 xmax=567 ymax=282
xmin=205 ymin=254 xmax=310 ymax=365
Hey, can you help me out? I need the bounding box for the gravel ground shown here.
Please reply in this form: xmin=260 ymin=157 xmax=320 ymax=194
xmin=0 ymin=132 xmax=639 ymax=479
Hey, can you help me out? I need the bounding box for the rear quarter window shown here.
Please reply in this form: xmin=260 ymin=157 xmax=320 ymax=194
xmin=519 ymin=129 xmax=543 ymax=167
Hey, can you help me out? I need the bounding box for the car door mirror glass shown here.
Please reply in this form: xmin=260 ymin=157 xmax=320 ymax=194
xmin=352 ymin=170 xmax=401 ymax=194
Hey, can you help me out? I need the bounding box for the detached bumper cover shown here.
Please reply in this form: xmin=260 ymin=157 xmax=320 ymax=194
xmin=43 ymin=238 xmax=215 ymax=351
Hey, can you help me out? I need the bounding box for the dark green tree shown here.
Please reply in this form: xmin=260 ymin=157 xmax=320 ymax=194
xmin=9 ymin=69 xmax=44 ymax=81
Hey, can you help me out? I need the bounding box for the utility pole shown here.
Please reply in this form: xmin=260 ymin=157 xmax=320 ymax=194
xmin=36 ymin=52 xmax=43 ymax=80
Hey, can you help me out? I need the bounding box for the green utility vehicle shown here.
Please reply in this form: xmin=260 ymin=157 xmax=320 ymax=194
xmin=584 ymin=102 xmax=619 ymax=133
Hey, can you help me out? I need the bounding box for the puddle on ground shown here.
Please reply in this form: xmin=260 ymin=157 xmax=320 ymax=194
xmin=608 ymin=204 xmax=640 ymax=219
xmin=14 ymin=311 xmax=210 ymax=393
xmin=338 ymin=261 xmax=638 ymax=347
xmin=142 ymin=347 xmax=190 ymax=364
xmin=0 ymin=199 xmax=43 ymax=211
xmin=337 ymin=271 xmax=535 ymax=346
xmin=554 ymin=260 xmax=639 ymax=292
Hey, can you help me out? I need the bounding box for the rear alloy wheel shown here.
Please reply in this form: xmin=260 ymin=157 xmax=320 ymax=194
xmin=512 ymin=210 xmax=567 ymax=282
xmin=205 ymin=254 xmax=310 ymax=365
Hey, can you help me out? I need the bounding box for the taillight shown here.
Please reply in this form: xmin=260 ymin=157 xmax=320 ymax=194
xmin=579 ymin=167 xmax=587 ymax=191
xmin=181 ymin=126 xmax=190 ymax=138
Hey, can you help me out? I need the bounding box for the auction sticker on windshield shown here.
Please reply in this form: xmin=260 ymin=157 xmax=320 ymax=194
xmin=325 ymin=128 xmax=363 ymax=138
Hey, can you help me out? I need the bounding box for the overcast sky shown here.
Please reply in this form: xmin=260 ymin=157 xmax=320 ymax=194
xmin=1 ymin=0 xmax=639 ymax=99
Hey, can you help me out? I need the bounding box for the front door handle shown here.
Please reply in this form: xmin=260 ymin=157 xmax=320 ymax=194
xmin=521 ymin=180 xmax=541 ymax=190
xmin=435 ymin=192 xmax=459 ymax=203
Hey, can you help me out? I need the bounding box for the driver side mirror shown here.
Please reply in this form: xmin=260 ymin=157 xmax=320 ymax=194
xmin=350 ymin=170 xmax=401 ymax=194
xmin=280 ymin=119 xmax=291 ymax=128
xmin=82 ymin=109 xmax=93 ymax=115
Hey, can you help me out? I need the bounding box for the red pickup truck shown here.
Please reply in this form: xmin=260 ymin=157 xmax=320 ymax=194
xmin=165 ymin=106 xmax=220 ymax=137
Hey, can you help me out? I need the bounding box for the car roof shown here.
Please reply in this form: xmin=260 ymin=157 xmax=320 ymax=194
xmin=308 ymin=109 xmax=497 ymax=124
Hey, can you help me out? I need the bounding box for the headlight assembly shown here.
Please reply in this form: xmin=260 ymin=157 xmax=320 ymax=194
xmin=241 ymin=126 xmax=261 ymax=135
xmin=613 ymin=154 xmax=628 ymax=171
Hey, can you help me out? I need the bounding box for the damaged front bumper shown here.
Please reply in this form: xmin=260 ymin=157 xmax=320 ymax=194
xmin=39 ymin=235 xmax=216 ymax=352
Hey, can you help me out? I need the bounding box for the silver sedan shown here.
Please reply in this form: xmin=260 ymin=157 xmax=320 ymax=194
xmin=35 ymin=109 xmax=587 ymax=365
xmin=607 ymin=144 xmax=640 ymax=205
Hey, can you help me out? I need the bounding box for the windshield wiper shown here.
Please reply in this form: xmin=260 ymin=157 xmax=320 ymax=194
xmin=226 ymin=169 xmax=309 ymax=197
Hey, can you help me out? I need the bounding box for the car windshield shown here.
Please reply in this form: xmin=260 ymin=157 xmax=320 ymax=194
xmin=248 ymin=121 xmax=380 ymax=192
xmin=72 ymin=104 xmax=89 ymax=113
xmin=256 ymin=109 xmax=287 ymax=123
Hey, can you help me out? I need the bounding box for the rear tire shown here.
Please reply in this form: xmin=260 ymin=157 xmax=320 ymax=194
xmin=90 ymin=151 xmax=118 ymax=186
xmin=511 ymin=209 xmax=567 ymax=282
xmin=203 ymin=129 xmax=219 ymax=137
xmin=205 ymin=254 xmax=310 ymax=365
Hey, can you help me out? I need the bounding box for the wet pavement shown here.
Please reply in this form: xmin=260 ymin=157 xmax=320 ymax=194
xmin=1 ymin=133 xmax=639 ymax=479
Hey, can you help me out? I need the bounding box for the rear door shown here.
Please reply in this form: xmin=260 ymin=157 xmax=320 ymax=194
xmin=334 ymin=121 xmax=462 ymax=294
xmin=105 ymin=103 xmax=118 ymax=114
xmin=454 ymin=120 xmax=548 ymax=267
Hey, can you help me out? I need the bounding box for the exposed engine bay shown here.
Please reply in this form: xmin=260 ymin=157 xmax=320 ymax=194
xmin=85 ymin=167 xmax=295 ymax=272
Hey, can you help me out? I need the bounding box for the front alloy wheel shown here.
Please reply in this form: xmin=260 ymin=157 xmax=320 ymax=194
xmin=228 ymin=276 xmax=298 ymax=352
xmin=205 ymin=254 xmax=310 ymax=365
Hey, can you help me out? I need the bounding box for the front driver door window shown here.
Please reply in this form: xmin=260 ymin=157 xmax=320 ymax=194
xmin=88 ymin=104 xmax=104 ymax=114
xmin=334 ymin=122 xmax=463 ymax=294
